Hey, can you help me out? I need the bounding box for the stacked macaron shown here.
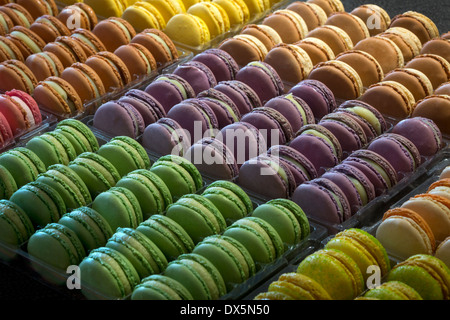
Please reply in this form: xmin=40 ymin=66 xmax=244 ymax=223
xmin=376 ymin=165 xmax=450 ymax=261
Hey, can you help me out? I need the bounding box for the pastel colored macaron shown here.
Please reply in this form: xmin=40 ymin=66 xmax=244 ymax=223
xmin=164 ymin=13 xmax=211 ymax=48
xmin=435 ymin=237 xmax=450 ymax=269
xmin=428 ymin=179 xmax=450 ymax=201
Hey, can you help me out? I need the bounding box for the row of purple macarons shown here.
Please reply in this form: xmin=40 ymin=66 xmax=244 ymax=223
xmin=89 ymin=48 xmax=446 ymax=232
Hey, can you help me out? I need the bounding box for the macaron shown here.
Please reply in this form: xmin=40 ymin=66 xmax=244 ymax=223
xmin=97 ymin=136 xmax=151 ymax=177
xmin=106 ymin=227 xmax=168 ymax=280
xmin=0 ymin=59 xmax=38 ymax=94
xmin=187 ymin=2 xmax=230 ymax=39
xmin=192 ymin=234 xmax=256 ymax=291
xmin=0 ymin=147 xmax=46 ymax=188
xmin=240 ymin=24 xmax=283 ymax=52
xmin=197 ymin=88 xmax=241 ymax=129
xmin=191 ymin=48 xmax=239 ymax=82
xmin=144 ymin=73 xmax=196 ymax=114
xmin=0 ymin=164 xmax=17 ymax=200
xmin=92 ymin=17 xmax=136 ymax=52
xmin=58 ymin=206 xmax=113 ymax=253
xmin=0 ymin=35 xmax=24 ymax=62
xmin=68 ymin=152 xmax=121 ymax=200
xmin=241 ymin=0 xmax=269 ymax=16
xmin=286 ymin=1 xmax=327 ymax=32
xmin=32 ymin=76 xmax=83 ymax=116
xmin=363 ymin=281 xmax=423 ymax=300
xmin=70 ymin=28 xmax=107 ymax=56
xmin=235 ymin=61 xmax=284 ymax=105
xmin=389 ymin=11 xmax=440 ymax=45
xmin=60 ymin=62 xmax=106 ymax=104
xmin=164 ymin=13 xmax=211 ymax=48
xmin=307 ymin=0 xmax=345 ymax=17
xmin=305 ymin=24 xmax=353 ymax=56
xmin=55 ymin=118 xmax=99 ymax=155
xmin=184 ymin=137 xmax=239 ymax=180
xmin=136 ymin=214 xmax=195 ymax=261
xmin=92 ymin=186 xmax=143 ymax=231
xmin=0 ymin=11 xmax=14 ymax=36
xmin=383 ymin=67 xmax=434 ymax=102
xmin=0 ymin=199 xmax=34 ymax=247
xmin=25 ymin=51 xmax=64 ymax=82
xmin=412 ymin=95 xmax=450 ymax=136
xmin=380 ymin=27 xmax=422 ymax=63
xmin=387 ymin=254 xmax=450 ymax=300
xmin=262 ymin=9 xmax=308 ymax=44
xmin=131 ymin=274 xmax=193 ymax=300
xmin=114 ymin=43 xmax=157 ymax=81
xmin=15 ymin=0 xmax=58 ymax=21
xmin=421 ymin=38 xmax=450 ymax=63
xmin=405 ymin=54 xmax=450 ymax=90
xmin=150 ymin=154 xmax=203 ymax=199
xmin=43 ymin=35 xmax=88 ymax=68
xmin=118 ymin=89 xmax=166 ymax=127
xmin=35 ymin=163 xmax=92 ymax=211
xmin=292 ymin=177 xmax=351 ymax=225
xmin=172 ymin=61 xmax=217 ymax=96
xmin=122 ymin=2 xmax=166 ymax=33
xmin=288 ymin=79 xmax=336 ymax=120
xmin=146 ymin=0 xmax=186 ymax=25
xmin=335 ymin=50 xmax=384 ymax=88
xmin=376 ymin=207 xmax=436 ymax=260
xmin=57 ymin=2 xmax=98 ymax=31
xmin=93 ymin=100 xmax=145 ymax=139
xmin=324 ymin=12 xmax=370 ymax=45
xmin=218 ymin=34 xmax=268 ymax=67
xmin=435 ymin=237 xmax=450 ymax=269
xmin=130 ymin=28 xmax=179 ymax=65
xmin=0 ymin=3 xmax=34 ymax=28
xmin=29 ymin=15 xmax=71 ymax=44
xmin=350 ymin=4 xmax=391 ymax=36
xmin=295 ymin=37 xmax=335 ymax=66
xmin=214 ymin=80 xmax=261 ymax=115
xmin=78 ymin=246 xmax=140 ymax=300
xmin=212 ymin=0 xmax=249 ymax=27
xmin=392 ymin=117 xmax=443 ymax=158
xmin=163 ymin=253 xmax=226 ymax=300
xmin=165 ymin=194 xmax=226 ymax=244
xmin=297 ymin=248 xmax=364 ymax=300
xmin=428 ymin=179 xmax=450 ymax=201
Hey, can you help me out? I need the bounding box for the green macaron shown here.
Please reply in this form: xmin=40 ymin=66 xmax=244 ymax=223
xmin=79 ymin=247 xmax=140 ymax=300
xmin=106 ymin=227 xmax=168 ymax=280
xmin=0 ymin=164 xmax=18 ymax=199
xmin=131 ymin=274 xmax=194 ymax=300
xmin=68 ymin=152 xmax=121 ymax=199
xmin=165 ymin=194 xmax=226 ymax=244
xmin=92 ymin=186 xmax=143 ymax=232
xmin=192 ymin=234 xmax=256 ymax=292
xmin=223 ymin=216 xmax=284 ymax=265
xmin=150 ymin=155 xmax=203 ymax=200
xmin=0 ymin=147 xmax=46 ymax=188
xmin=25 ymin=131 xmax=77 ymax=168
xmin=362 ymin=281 xmax=423 ymax=300
xmin=0 ymin=199 xmax=34 ymax=247
xmin=9 ymin=181 xmax=66 ymax=228
xmin=202 ymin=180 xmax=253 ymax=225
xmin=35 ymin=164 xmax=92 ymax=211
xmin=97 ymin=136 xmax=151 ymax=177
xmin=58 ymin=206 xmax=113 ymax=253
xmin=55 ymin=118 xmax=99 ymax=155
xmin=163 ymin=253 xmax=227 ymax=300
xmin=136 ymin=214 xmax=195 ymax=262
xmin=115 ymin=169 xmax=172 ymax=220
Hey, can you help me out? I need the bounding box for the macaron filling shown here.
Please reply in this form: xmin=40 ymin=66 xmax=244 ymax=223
xmin=45 ymin=80 xmax=78 ymax=113
xmin=0 ymin=41 xmax=17 ymax=59
xmin=7 ymin=63 xmax=35 ymax=93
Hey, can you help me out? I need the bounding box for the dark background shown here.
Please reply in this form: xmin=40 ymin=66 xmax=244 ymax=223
xmin=0 ymin=0 xmax=449 ymax=301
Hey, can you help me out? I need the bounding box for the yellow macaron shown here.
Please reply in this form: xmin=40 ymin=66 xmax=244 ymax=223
xmin=122 ymin=1 xmax=167 ymax=32
xmin=164 ymin=13 xmax=210 ymax=47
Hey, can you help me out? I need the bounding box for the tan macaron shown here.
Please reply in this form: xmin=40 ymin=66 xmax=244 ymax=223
xmin=389 ymin=11 xmax=439 ymax=45
xmin=335 ymin=50 xmax=384 ymax=87
xmin=405 ymin=53 xmax=450 ymax=90
xmin=306 ymin=24 xmax=353 ymax=56
xmin=286 ymin=2 xmax=327 ymax=31
xmin=380 ymin=27 xmax=422 ymax=62
xmin=350 ymin=4 xmax=391 ymax=36
xmin=383 ymin=67 xmax=434 ymax=101
xmin=325 ymin=12 xmax=370 ymax=45
xmin=295 ymin=37 xmax=335 ymax=66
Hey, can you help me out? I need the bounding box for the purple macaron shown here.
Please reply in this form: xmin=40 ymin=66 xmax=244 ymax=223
xmin=392 ymin=117 xmax=443 ymax=158
xmin=367 ymin=133 xmax=421 ymax=180
xmin=167 ymin=98 xmax=219 ymax=145
xmin=197 ymin=88 xmax=241 ymax=129
xmin=184 ymin=137 xmax=239 ymax=180
xmin=141 ymin=117 xmax=191 ymax=157
xmin=241 ymin=107 xmax=294 ymax=147
xmin=172 ymin=61 xmax=218 ymax=96
xmin=288 ymin=79 xmax=336 ymax=121
xmin=219 ymin=121 xmax=267 ymax=167
xmin=292 ymin=177 xmax=351 ymax=226
xmin=235 ymin=61 xmax=284 ymax=105
xmin=144 ymin=74 xmax=196 ymax=113
xmin=238 ymin=154 xmax=296 ymax=200
xmin=118 ymin=89 xmax=166 ymax=127
xmin=263 ymin=93 xmax=315 ymax=133
xmin=93 ymin=100 xmax=144 ymax=138
xmin=214 ymin=80 xmax=261 ymax=115
xmin=191 ymin=48 xmax=240 ymax=82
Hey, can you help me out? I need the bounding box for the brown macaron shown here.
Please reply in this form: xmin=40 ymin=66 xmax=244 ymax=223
xmin=405 ymin=54 xmax=450 ymax=90
xmin=353 ymin=35 xmax=405 ymax=74
xmin=350 ymin=4 xmax=391 ymax=36
xmin=60 ymin=62 xmax=106 ymax=103
xmin=359 ymin=80 xmax=416 ymax=118
xmin=307 ymin=59 xmax=364 ymax=100
xmin=335 ymin=50 xmax=384 ymax=88
xmin=15 ymin=0 xmax=58 ymax=21
xmin=130 ymin=28 xmax=179 ymax=65
xmin=6 ymin=26 xmax=46 ymax=59
xmin=33 ymin=76 xmax=83 ymax=116
xmin=57 ymin=2 xmax=98 ymax=31
xmin=0 ymin=35 xmax=24 ymax=62
xmin=325 ymin=12 xmax=370 ymax=45
xmin=240 ymin=24 xmax=282 ymax=52
xmin=412 ymin=94 xmax=450 ymax=135
xmin=262 ymin=9 xmax=309 ymax=44
xmin=114 ymin=43 xmax=157 ymax=80
xmin=0 ymin=3 xmax=35 ymax=28
xmin=84 ymin=51 xmax=131 ymax=92
xmin=389 ymin=11 xmax=440 ymax=45
xmin=29 ymin=15 xmax=71 ymax=44
xmin=435 ymin=82 xmax=450 ymax=95
xmin=383 ymin=67 xmax=434 ymax=102
xmin=0 ymin=10 xmax=14 ymax=36
xmin=379 ymin=27 xmax=422 ymax=63
xmin=0 ymin=59 xmax=38 ymax=94
xmin=306 ymin=24 xmax=353 ymax=56
xmin=219 ymin=34 xmax=268 ymax=67
xmin=92 ymin=17 xmax=136 ymax=52
xmin=307 ymin=0 xmax=345 ymax=17
xmin=286 ymin=1 xmax=327 ymax=31
xmin=43 ymin=35 xmax=88 ymax=68
xmin=70 ymin=28 xmax=107 ymax=57
xmin=295 ymin=37 xmax=335 ymax=66
xmin=25 ymin=51 xmax=64 ymax=82
xmin=420 ymin=38 xmax=450 ymax=63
